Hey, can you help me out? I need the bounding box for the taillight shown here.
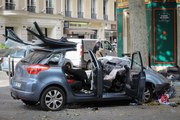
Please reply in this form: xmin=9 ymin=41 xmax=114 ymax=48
xmin=26 ymin=64 xmax=50 ymax=75
xmin=80 ymin=44 xmax=84 ymax=56
xmin=67 ymin=79 xmax=74 ymax=84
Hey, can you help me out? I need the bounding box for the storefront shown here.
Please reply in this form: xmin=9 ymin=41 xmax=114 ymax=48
xmin=117 ymin=0 xmax=180 ymax=67
xmin=63 ymin=21 xmax=97 ymax=39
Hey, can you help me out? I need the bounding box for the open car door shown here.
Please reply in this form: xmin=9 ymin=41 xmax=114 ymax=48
xmin=89 ymin=50 xmax=103 ymax=98
xmin=125 ymin=51 xmax=146 ymax=104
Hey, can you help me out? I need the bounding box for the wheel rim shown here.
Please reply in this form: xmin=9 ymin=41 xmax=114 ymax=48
xmin=45 ymin=90 xmax=63 ymax=110
xmin=144 ymin=88 xmax=151 ymax=102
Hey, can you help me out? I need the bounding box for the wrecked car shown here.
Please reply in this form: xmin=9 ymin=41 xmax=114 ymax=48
xmin=10 ymin=22 xmax=146 ymax=111
xmin=98 ymin=56 xmax=175 ymax=103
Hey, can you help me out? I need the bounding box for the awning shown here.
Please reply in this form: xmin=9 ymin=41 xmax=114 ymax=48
xmin=65 ymin=29 xmax=96 ymax=35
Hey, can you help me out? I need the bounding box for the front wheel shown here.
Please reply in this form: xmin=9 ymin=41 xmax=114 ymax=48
xmin=144 ymin=86 xmax=153 ymax=103
xmin=40 ymin=87 xmax=65 ymax=111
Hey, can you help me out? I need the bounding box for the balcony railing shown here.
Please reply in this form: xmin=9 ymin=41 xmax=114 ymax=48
xmin=65 ymin=11 xmax=71 ymax=17
xmin=46 ymin=7 xmax=53 ymax=14
xmin=104 ymin=14 xmax=108 ymax=20
xmin=91 ymin=13 xmax=96 ymax=19
xmin=5 ymin=3 xmax=15 ymax=10
xmin=78 ymin=12 xmax=83 ymax=18
xmin=27 ymin=6 xmax=36 ymax=13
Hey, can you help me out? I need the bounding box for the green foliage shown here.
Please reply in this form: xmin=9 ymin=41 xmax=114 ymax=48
xmin=0 ymin=43 xmax=7 ymax=49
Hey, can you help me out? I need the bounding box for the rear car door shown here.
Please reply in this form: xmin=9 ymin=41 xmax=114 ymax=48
xmin=125 ymin=51 xmax=146 ymax=104
xmin=89 ymin=50 xmax=103 ymax=98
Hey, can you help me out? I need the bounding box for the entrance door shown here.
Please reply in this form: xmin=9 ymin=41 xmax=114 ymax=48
xmin=125 ymin=51 xmax=145 ymax=103
xmin=153 ymin=8 xmax=177 ymax=65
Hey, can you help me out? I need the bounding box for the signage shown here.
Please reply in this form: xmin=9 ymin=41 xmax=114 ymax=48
xmin=158 ymin=12 xmax=170 ymax=22
xmin=64 ymin=21 xmax=88 ymax=28
xmin=117 ymin=0 xmax=150 ymax=8
xmin=153 ymin=0 xmax=179 ymax=2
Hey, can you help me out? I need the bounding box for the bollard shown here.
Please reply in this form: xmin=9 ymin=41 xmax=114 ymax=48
xmin=8 ymin=55 xmax=11 ymax=81
xmin=12 ymin=58 xmax=14 ymax=77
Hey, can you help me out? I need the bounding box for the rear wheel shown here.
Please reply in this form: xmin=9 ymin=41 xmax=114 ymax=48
xmin=64 ymin=63 xmax=72 ymax=69
xmin=144 ymin=86 xmax=153 ymax=103
xmin=40 ymin=86 xmax=65 ymax=111
xmin=22 ymin=100 xmax=38 ymax=106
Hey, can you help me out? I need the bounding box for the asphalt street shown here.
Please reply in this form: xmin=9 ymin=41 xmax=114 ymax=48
xmin=0 ymin=71 xmax=180 ymax=120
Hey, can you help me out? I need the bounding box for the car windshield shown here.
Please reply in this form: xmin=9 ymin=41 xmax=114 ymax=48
xmin=21 ymin=50 xmax=51 ymax=64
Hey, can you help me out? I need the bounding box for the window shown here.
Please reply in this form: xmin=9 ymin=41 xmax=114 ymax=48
xmin=78 ymin=0 xmax=83 ymax=18
xmin=103 ymin=0 xmax=108 ymax=20
xmin=114 ymin=1 xmax=116 ymax=21
xmin=65 ymin=0 xmax=71 ymax=17
xmin=5 ymin=0 xmax=15 ymax=10
xmin=91 ymin=0 xmax=96 ymax=19
xmin=46 ymin=0 xmax=53 ymax=14
xmin=27 ymin=0 xmax=36 ymax=12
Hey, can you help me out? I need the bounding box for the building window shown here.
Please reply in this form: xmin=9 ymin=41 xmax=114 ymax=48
xmin=114 ymin=1 xmax=116 ymax=21
xmin=27 ymin=0 xmax=36 ymax=12
xmin=46 ymin=0 xmax=53 ymax=14
xmin=77 ymin=0 xmax=83 ymax=18
xmin=103 ymin=0 xmax=108 ymax=20
xmin=91 ymin=0 xmax=96 ymax=19
xmin=65 ymin=0 xmax=71 ymax=17
xmin=5 ymin=0 xmax=15 ymax=10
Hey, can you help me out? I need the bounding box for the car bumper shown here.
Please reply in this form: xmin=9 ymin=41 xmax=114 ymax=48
xmin=10 ymin=78 xmax=40 ymax=101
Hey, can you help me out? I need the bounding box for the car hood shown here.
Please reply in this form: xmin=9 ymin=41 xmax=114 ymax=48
xmin=145 ymin=67 xmax=171 ymax=85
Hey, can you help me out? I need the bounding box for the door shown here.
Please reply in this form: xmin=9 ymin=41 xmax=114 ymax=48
xmin=125 ymin=51 xmax=145 ymax=104
xmin=88 ymin=50 xmax=103 ymax=98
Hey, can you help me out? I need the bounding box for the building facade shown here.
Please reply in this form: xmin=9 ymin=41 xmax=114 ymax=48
xmin=117 ymin=0 xmax=180 ymax=69
xmin=0 ymin=0 xmax=116 ymax=43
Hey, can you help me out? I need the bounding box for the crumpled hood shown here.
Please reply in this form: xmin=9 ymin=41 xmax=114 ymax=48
xmin=144 ymin=67 xmax=171 ymax=85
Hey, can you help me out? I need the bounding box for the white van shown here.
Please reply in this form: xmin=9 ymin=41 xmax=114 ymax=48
xmin=66 ymin=39 xmax=117 ymax=69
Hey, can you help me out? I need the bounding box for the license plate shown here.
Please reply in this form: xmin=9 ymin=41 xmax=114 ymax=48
xmin=14 ymin=82 xmax=21 ymax=88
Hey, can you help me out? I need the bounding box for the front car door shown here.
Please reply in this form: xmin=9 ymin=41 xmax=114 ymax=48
xmin=88 ymin=50 xmax=103 ymax=98
xmin=125 ymin=51 xmax=146 ymax=104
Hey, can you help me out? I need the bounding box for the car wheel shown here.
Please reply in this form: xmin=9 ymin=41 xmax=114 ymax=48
xmin=6 ymin=72 xmax=12 ymax=77
xmin=144 ymin=86 xmax=153 ymax=103
xmin=22 ymin=100 xmax=38 ymax=106
xmin=40 ymin=87 xmax=65 ymax=111
xmin=65 ymin=63 xmax=72 ymax=69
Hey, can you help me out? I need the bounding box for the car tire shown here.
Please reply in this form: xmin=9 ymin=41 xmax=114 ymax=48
xmin=22 ymin=100 xmax=38 ymax=106
xmin=144 ymin=86 xmax=153 ymax=103
xmin=6 ymin=72 xmax=12 ymax=77
xmin=40 ymin=86 xmax=65 ymax=111
xmin=64 ymin=63 xmax=72 ymax=69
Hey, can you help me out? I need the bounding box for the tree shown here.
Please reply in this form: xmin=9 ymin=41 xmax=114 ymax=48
xmin=128 ymin=0 xmax=148 ymax=66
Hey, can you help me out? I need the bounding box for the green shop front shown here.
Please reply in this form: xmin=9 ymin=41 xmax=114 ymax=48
xmin=116 ymin=0 xmax=180 ymax=68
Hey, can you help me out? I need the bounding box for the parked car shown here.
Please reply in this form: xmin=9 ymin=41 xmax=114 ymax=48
xmin=1 ymin=48 xmax=29 ymax=76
